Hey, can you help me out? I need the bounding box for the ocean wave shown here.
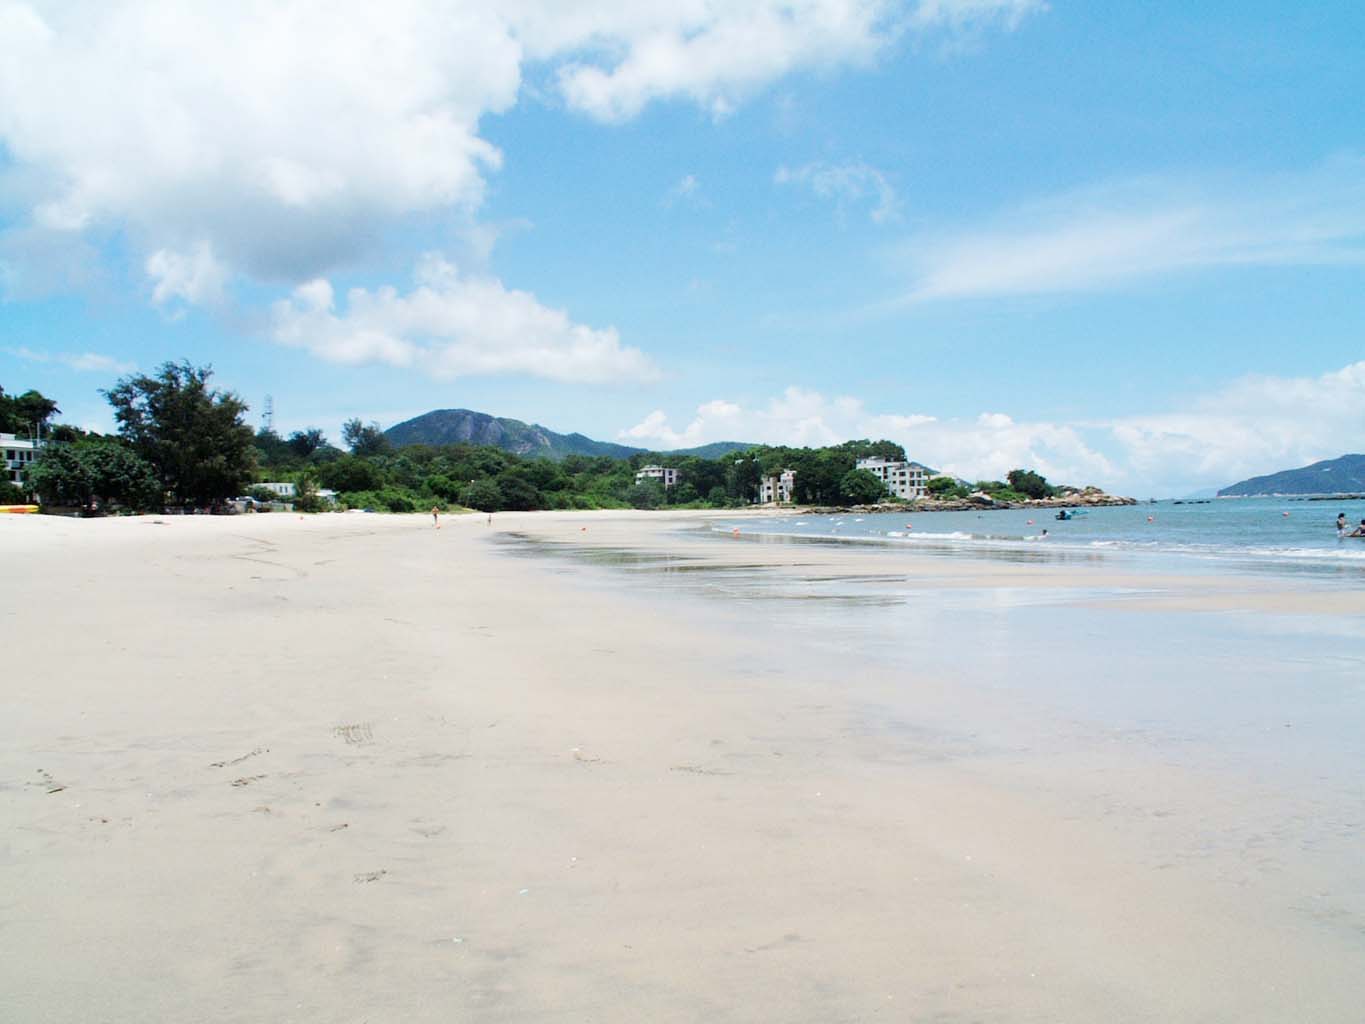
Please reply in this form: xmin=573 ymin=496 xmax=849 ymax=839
xmin=711 ymin=519 xmax=1365 ymax=567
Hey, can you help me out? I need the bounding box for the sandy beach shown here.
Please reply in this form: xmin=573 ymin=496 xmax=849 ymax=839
xmin=3 ymin=509 xmax=1363 ymax=1023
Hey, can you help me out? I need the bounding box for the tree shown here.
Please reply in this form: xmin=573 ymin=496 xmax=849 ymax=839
xmin=840 ymin=468 xmax=887 ymax=504
xmin=495 ymin=473 xmax=542 ymax=510
xmin=627 ymin=479 xmax=664 ymax=509
xmin=460 ymin=479 xmax=503 ymax=511
xmin=287 ymin=428 xmax=328 ymax=458
xmin=342 ymin=418 xmax=391 ymax=457
xmin=253 ymin=428 xmax=293 ymax=467
xmin=103 ymin=362 xmax=256 ymax=506
xmin=1007 ymin=469 xmax=1054 ymax=500
xmin=27 ymin=440 xmax=161 ymax=512
xmin=317 ymin=455 xmax=383 ymax=492
xmin=0 ymin=387 xmax=61 ymax=436
xmin=927 ymin=475 xmax=969 ymax=499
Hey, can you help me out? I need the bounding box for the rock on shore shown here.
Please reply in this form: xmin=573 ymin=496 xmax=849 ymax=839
xmin=803 ymin=486 xmax=1136 ymax=514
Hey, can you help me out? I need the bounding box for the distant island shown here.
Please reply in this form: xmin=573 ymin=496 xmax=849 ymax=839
xmin=385 ymin=408 xmax=753 ymax=461
xmin=1218 ymin=454 xmax=1365 ymax=496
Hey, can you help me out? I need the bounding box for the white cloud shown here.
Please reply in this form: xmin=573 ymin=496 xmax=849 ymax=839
xmin=902 ymin=158 xmax=1365 ymax=301
xmin=271 ymin=252 xmax=659 ymax=383
xmin=1107 ymin=361 xmax=1365 ymax=493
xmin=776 ymin=160 xmax=900 ymax=223
xmin=618 ymin=360 xmax=1365 ymax=494
xmin=0 ymin=1 xmax=1039 ymax=300
xmin=547 ymin=2 xmax=896 ymax=123
xmin=146 ymin=241 xmax=228 ymax=308
xmin=6 ymin=346 xmax=135 ymax=374
xmin=909 ymin=0 xmax=1045 ymax=32
xmin=0 ymin=0 xmax=519 ymax=290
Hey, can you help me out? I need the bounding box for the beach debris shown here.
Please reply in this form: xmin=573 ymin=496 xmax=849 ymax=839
xmin=518 ymin=888 xmax=530 ymax=895
xmin=332 ymin=722 xmax=374 ymax=745
xmin=209 ymin=747 xmax=267 ymax=768
xmin=230 ymin=774 xmax=267 ymax=787
xmin=327 ymin=823 xmax=349 ymax=832
xmin=571 ymin=747 xmax=603 ymax=765
xmin=354 ymin=870 xmax=387 ymax=883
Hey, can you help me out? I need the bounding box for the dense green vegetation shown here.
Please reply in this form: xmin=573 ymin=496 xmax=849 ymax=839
xmin=249 ymin=431 xmax=919 ymax=512
xmin=11 ymin=362 xmax=254 ymax=512
xmin=9 ymin=362 xmax=1074 ymax=514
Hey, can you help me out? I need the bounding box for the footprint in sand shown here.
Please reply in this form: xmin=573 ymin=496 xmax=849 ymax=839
xmin=333 ymin=723 xmax=374 ymax=746
xmin=230 ymin=774 xmax=267 ymax=787
xmin=354 ymin=869 xmax=387 ymax=883
xmin=209 ymin=747 xmax=267 ymax=768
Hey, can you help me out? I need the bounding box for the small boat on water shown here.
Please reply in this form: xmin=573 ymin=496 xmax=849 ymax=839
xmin=1055 ymin=509 xmax=1089 ymax=521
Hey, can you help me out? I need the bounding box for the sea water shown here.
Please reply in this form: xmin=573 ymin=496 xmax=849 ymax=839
xmin=710 ymin=496 xmax=1365 ymax=574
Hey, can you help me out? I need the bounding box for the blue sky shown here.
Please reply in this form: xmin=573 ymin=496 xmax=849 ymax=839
xmin=1 ymin=0 xmax=1362 ymax=495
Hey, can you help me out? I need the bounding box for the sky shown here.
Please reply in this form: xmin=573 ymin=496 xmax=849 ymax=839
xmin=1 ymin=0 xmax=1363 ymax=496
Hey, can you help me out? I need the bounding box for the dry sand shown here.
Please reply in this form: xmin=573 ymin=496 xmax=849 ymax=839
xmin=2 ymin=510 xmax=1362 ymax=1022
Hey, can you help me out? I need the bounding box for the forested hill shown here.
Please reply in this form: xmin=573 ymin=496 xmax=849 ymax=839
xmin=384 ymin=408 xmax=752 ymax=460
xmin=1218 ymin=454 xmax=1365 ymax=496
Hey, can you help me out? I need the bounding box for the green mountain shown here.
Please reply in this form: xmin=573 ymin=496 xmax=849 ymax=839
xmin=384 ymin=408 xmax=753 ymax=461
xmin=1218 ymin=454 xmax=1365 ymax=496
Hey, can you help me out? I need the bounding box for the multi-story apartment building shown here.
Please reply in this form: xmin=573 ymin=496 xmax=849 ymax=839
xmin=634 ymin=465 xmax=678 ymax=488
xmin=758 ymin=469 xmax=796 ymax=504
xmin=2 ymin=433 xmax=41 ymax=491
xmin=854 ymin=456 xmax=930 ymax=500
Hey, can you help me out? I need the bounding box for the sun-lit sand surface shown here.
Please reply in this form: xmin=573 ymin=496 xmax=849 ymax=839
xmin=3 ymin=510 xmax=1363 ymax=1022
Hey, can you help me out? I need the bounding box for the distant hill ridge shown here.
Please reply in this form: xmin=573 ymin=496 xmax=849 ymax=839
xmin=384 ymin=408 xmax=754 ymax=461
xmin=1218 ymin=453 xmax=1365 ymax=496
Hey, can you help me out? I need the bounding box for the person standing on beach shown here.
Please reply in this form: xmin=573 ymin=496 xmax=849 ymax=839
xmin=432 ymin=506 xmax=440 ymax=529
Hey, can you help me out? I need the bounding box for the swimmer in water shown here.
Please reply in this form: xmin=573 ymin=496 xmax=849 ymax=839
xmin=1338 ymin=513 xmax=1348 ymax=537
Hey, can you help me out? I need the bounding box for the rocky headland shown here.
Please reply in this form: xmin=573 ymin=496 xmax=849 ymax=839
xmin=800 ymin=486 xmax=1137 ymax=515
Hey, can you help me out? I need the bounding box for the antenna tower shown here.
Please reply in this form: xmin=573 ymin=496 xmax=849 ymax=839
xmin=262 ymin=394 xmax=274 ymax=434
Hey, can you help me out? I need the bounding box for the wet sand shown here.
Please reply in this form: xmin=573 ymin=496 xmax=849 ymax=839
xmin=2 ymin=510 xmax=1362 ymax=1022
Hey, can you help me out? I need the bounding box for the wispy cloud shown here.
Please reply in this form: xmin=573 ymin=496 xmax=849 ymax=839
xmin=776 ymin=161 xmax=901 ymax=223
xmin=7 ymin=347 xmax=135 ymax=374
xmin=900 ymin=157 xmax=1365 ymax=302
xmin=663 ymin=174 xmax=707 ymax=209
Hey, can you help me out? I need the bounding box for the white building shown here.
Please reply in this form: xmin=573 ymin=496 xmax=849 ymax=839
xmin=258 ymin=481 xmax=297 ymax=498
xmin=634 ymin=465 xmax=678 ymax=488
xmin=2 ymin=433 xmax=41 ymax=491
xmin=855 ymin=456 xmax=930 ymax=500
xmin=758 ymin=469 xmax=796 ymax=504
